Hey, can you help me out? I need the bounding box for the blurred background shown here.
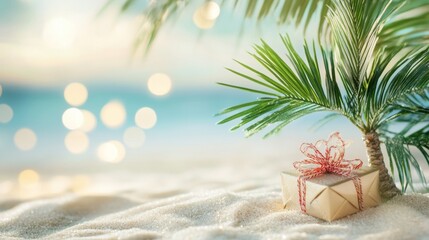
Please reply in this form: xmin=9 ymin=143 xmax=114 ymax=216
xmin=0 ymin=0 xmax=367 ymax=198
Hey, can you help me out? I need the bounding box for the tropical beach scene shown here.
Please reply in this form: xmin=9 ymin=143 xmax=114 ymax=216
xmin=0 ymin=0 xmax=428 ymax=239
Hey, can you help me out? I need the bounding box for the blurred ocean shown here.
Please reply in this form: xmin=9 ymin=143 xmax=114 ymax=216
xmin=0 ymin=82 xmax=369 ymax=176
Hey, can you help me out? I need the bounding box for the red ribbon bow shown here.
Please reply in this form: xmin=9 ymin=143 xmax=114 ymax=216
xmin=293 ymin=132 xmax=364 ymax=213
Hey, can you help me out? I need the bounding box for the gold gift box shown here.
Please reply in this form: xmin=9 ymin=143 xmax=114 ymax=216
xmin=281 ymin=167 xmax=381 ymax=221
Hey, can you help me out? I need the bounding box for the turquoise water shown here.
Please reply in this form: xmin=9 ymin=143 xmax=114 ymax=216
xmin=0 ymin=83 xmax=362 ymax=173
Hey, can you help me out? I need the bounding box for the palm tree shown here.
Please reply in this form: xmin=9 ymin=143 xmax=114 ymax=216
xmin=110 ymin=0 xmax=429 ymax=199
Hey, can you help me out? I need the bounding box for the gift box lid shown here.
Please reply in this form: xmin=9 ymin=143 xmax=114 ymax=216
xmin=281 ymin=166 xmax=378 ymax=187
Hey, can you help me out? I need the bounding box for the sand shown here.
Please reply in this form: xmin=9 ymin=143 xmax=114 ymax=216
xmin=1 ymin=163 xmax=428 ymax=240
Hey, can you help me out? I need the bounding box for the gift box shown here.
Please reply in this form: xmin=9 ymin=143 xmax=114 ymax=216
xmin=281 ymin=167 xmax=380 ymax=221
xmin=281 ymin=132 xmax=381 ymax=221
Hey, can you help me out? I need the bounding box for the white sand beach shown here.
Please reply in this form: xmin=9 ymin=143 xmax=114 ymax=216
xmin=1 ymin=159 xmax=428 ymax=240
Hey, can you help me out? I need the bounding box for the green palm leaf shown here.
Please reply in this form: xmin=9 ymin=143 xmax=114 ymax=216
xmin=379 ymin=89 xmax=429 ymax=192
xmin=235 ymin=0 xmax=330 ymax=33
xmin=384 ymin=138 xmax=428 ymax=192
xmin=382 ymin=128 xmax=429 ymax=192
xmin=217 ymin=35 xmax=346 ymax=137
xmin=378 ymin=1 xmax=429 ymax=51
xmin=104 ymin=0 xmax=332 ymax=54
xmin=394 ymin=89 xmax=429 ymax=116
xmin=366 ymin=47 xmax=429 ymax=129
xmin=328 ymin=0 xmax=397 ymax=93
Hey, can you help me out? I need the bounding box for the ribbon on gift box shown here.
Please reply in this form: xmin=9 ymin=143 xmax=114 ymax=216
xmin=293 ymin=132 xmax=364 ymax=213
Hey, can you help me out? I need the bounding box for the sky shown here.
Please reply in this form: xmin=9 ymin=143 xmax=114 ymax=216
xmin=0 ymin=0 xmax=315 ymax=89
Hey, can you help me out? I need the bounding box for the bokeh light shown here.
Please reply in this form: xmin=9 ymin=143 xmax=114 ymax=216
xmin=43 ymin=17 xmax=77 ymax=49
xmin=193 ymin=12 xmax=215 ymax=29
xmin=147 ymin=73 xmax=172 ymax=96
xmin=193 ymin=1 xmax=220 ymax=29
xmin=65 ymin=130 xmax=89 ymax=154
xmin=14 ymin=128 xmax=37 ymax=151
xmin=80 ymin=110 xmax=97 ymax=132
xmin=203 ymin=1 xmax=220 ymax=20
xmin=64 ymin=82 xmax=88 ymax=106
xmin=100 ymin=101 xmax=126 ymax=128
xmin=18 ymin=169 xmax=40 ymax=186
xmin=62 ymin=108 xmax=84 ymax=130
xmin=97 ymin=140 xmax=126 ymax=163
xmin=123 ymin=127 xmax=145 ymax=148
xmin=0 ymin=104 xmax=13 ymax=123
xmin=135 ymin=107 xmax=157 ymax=129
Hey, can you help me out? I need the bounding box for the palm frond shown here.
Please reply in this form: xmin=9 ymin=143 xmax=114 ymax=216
xmin=393 ymin=89 xmax=429 ymax=118
xmin=105 ymin=0 xmax=429 ymax=55
xmin=104 ymin=0 xmax=334 ymax=54
xmin=217 ymin=35 xmax=347 ymax=137
xmin=133 ymin=0 xmax=191 ymax=55
xmin=233 ymin=0 xmax=330 ymax=33
xmin=384 ymin=136 xmax=428 ymax=192
xmin=378 ymin=1 xmax=429 ymax=51
xmin=366 ymin=47 xmax=429 ymax=129
xmin=382 ymin=121 xmax=429 ymax=192
xmin=101 ymin=0 xmax=193 ymax=55
xmin=380 ymin=89 xmax=429 ymax=192
xmin=324 ymin=0 xmax=405 ymax=130
xmin=327 ymin=0 xmax=397 ymax=92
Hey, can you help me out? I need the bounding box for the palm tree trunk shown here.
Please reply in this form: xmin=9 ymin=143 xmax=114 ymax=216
xmin=363 ymin=131 xmax=401 ymax=200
